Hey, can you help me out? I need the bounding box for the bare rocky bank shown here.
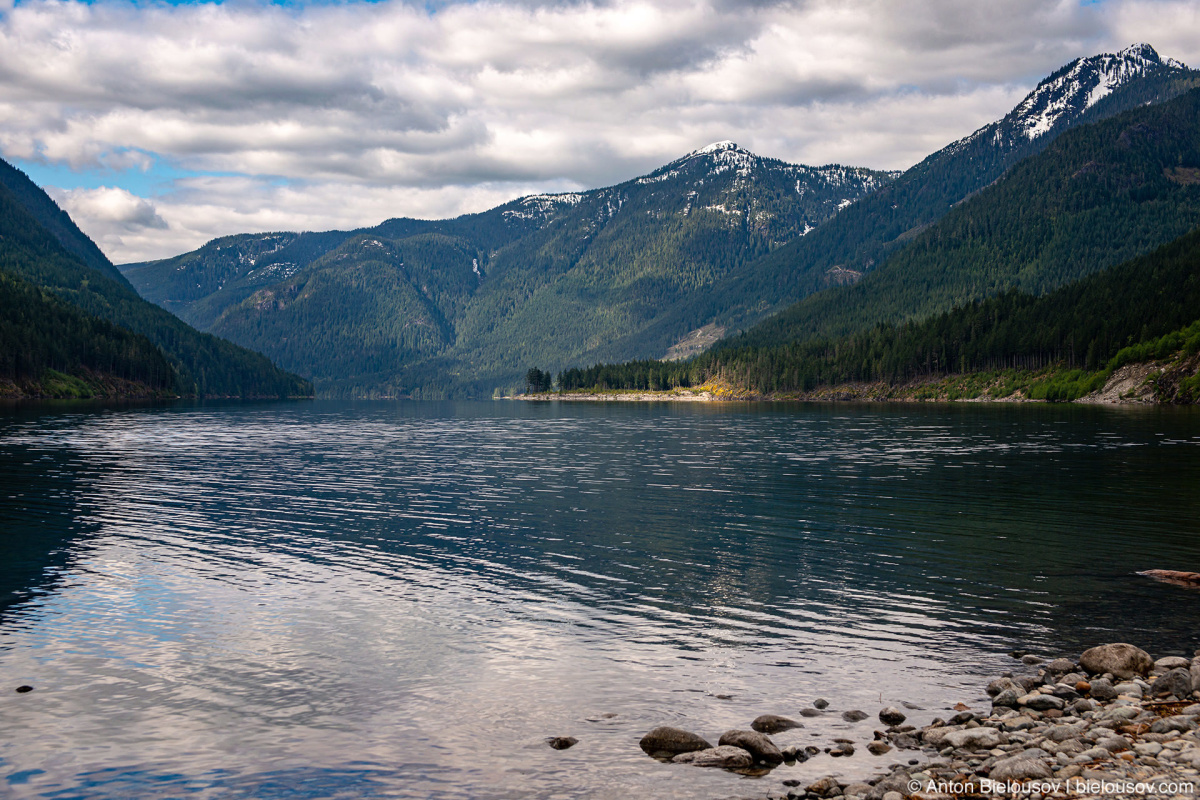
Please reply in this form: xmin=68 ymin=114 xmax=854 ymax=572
xmin=630 ymin=643 xmax=1200 ymax=800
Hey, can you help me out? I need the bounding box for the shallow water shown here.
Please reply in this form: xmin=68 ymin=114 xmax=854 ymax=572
xmin=1 ymin=400 xmax=1199 ymax=799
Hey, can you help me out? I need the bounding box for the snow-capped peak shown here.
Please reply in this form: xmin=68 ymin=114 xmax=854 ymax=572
xmin=1008 ymin=43 xmax=1186 ymax=141
xmin=689 ymin=140 xmax=741 ymax=157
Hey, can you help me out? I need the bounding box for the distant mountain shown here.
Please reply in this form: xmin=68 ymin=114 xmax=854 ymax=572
xmin=123 ymin=143 xmax=894 ymax=396
xmin=0 ymin=159 xmax=312 ymax=398
xmin=727 ymin=85 xmax=1200 ymax=349
xmin=625 ymin=44 xmax=1200 ymax=353
xmin=121 ymin=44 xmax=1200 ymax=397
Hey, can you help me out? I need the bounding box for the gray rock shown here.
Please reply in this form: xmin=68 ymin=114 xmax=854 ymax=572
xmin=831 ymin=742 xmax=855 ymax=756
xmin=1046 ymin=723 xmax=1087 ymax=742
xmin=674 ymin=745 xmax=754 ymax=768
xmin=1150 ymin=715 xmax=1198 ymax=734
xmin=1181 ymin=703 xmax=1200 ymax=716
xmin=813 ymin=698 xmax=829 ymax=709
xmin=1192 ymin=664 xmax=1200 ymax=692
xmin=639 ymin=726 xmax=713 ymax=758
xmin=781 ymin=745 xmax=809 ymax=763
xmin=1155 ymin=656 xmax=1192 ymax=670
xmin=1088 ymin=678 xmax=1117 ymax=701
xmin=843 ymin=782 xmax=872 ymax=798
xmin=718 ymin=729 xmax=783 ymax=765
xmin=1021 ymin=654 xmax=1044 ymax=665
xmin=1019 ymin=693 xmax=1064 ymax=711
xmin=1134 ymin=741 xmax=1163 ymax=757
xmin=751 ymin=714 xmax=802 ymax=734
xmin=547 ymin=736 xmax=578 ymax=750
xmin=1111 ymin=681 xmax=1142 ymax=698
xmin=800 ymin=707 xmax=824 ymax=717
xmin=1078 ymin=643 xmax=1154 ymax=680
xmin=1077 ymin=746 xmax=1111 ymax=761
xmin=867 ymin=741 xmax=893 ymax=755
xmin=992 ymin=688 xmax=1022 ymax=708
xmin=1097 ymin=736 xmax=1130 ymax=752
xmin=882 ymin=793 xmax=903 ymax=800
xmin=943 ymin=727 xmax=1004 ymax=750
xmin=1046 ymin=658 xmax=1077 ymax=673
xmin=879 ymin=707 xmax=906 ymax=726
xmin=989 ymin=753 xmax=1053 ymax=781
xmin=1150 ymin=668 xmax=1193 ymax=699
xmin=919 ymin=726 xmax=960 ymax=746
xmin=842 ymin=709 xmax=869 ymax=722
xmin=987 ymin=677 xmax=1022 ymax=697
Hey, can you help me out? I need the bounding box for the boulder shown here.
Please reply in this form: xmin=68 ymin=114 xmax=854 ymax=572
xmin=842 ymin=709 xmax=869 ymax=722
xmin=718 ymin=729 xmax=783 ymax=765
xmin=1150 ymin=668 xmax=1193 ymax=699
xmin=673 ymin=745 xmax=754 ymax=768
xmin=1078 ymin=644 xmax=1153 ymax=680
xmin=639 ymin=726 xmax=712 ymax=758
xmin=989 ymin=753 xmax=1052 ymax=782
xmin=879 ymin=707 xmax=907 ymax=726
xmin=751 ymin=714 xmax=802 ymax=734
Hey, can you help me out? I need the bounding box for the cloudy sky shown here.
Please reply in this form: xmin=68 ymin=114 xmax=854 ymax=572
xmin=0 ymin=0 xmax=1196 ymax=264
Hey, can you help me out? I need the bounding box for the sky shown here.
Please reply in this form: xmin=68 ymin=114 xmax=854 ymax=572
xmin=0 ymin=0 xmax=1197 ymax=264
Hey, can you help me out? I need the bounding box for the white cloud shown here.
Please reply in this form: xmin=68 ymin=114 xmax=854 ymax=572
xmin=1 ymin=0 xmax=1196 ymax=263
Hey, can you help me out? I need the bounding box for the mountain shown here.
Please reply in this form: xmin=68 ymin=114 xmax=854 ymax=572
xmin=123 ymin=143 xmax=895 ymax=396
xmin=727 ymin=85 xmax=1200 ymax=349
xmin=626 ymin=44 xmax=1200 ymax=348
xmin=0 ymin=159 xmax=312 ymax=398
xmin=121 ymin=44 xmax=1198 ymax=397
xmin=558 ymin=223 xmax=1200 ymax=403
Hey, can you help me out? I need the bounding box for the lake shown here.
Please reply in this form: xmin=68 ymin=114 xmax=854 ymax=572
xmin=2 ymin=400 xmax=1199 ymax=799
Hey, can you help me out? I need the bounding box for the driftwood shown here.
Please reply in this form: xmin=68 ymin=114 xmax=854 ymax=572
xmin=1138 ymin=569 xmax=1200 ymax=587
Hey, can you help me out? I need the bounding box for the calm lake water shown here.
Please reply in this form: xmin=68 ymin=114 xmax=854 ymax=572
xmin=2 ymin=400 xmax=1199 ymax=799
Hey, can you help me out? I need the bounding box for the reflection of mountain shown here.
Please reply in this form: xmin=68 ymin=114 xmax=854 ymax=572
xmin=0 ymin=423 xmax=103 ymax=620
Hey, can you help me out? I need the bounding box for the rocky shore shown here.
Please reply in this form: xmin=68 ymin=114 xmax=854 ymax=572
xmin=634 ymin=643 xmax=1200 ymax=799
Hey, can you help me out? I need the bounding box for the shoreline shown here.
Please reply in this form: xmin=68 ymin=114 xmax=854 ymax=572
xmin=632 ymin=643 xmax=1200 ymax=800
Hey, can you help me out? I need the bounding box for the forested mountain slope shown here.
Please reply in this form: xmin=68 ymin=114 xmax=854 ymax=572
xmin=0 ymin=160 xmax=311 ymax=398
xmin=630 ymin=44 xmax=1200 ymax=349
xmin=559 ymin=224 xmax=1200 ymax=401
xmin=729 ymin=86 xmax=1200 ymax=349
xmin=125 ymin=143 xmax=894 ymax=396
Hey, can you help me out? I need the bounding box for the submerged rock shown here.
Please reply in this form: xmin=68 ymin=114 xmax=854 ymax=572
xmin=639 ymin=726 xmax=712 ymax=758
xmin=842 ymin=709 xmax=869 ymax=722
xmin=878 ymin=707 xmax=906 ymax=725
xmin=547 ymin=736 xmax=578 ymax=750
xmin=751 ymin=714 xmax=802 ymax=734
xmin=1079 ymin=643 xmax=1154 ymax=679
xmin=14 ymin=685 xmax=33 ymax=694
xmin=672 ymin=745 xmax=753 ymax=769
xmin=813 ymin=698 xmax=829 ymax=709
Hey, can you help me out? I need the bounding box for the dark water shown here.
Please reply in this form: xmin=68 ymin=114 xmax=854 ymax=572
xmin=1 ymin=400 xmax=1199 ymax=799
